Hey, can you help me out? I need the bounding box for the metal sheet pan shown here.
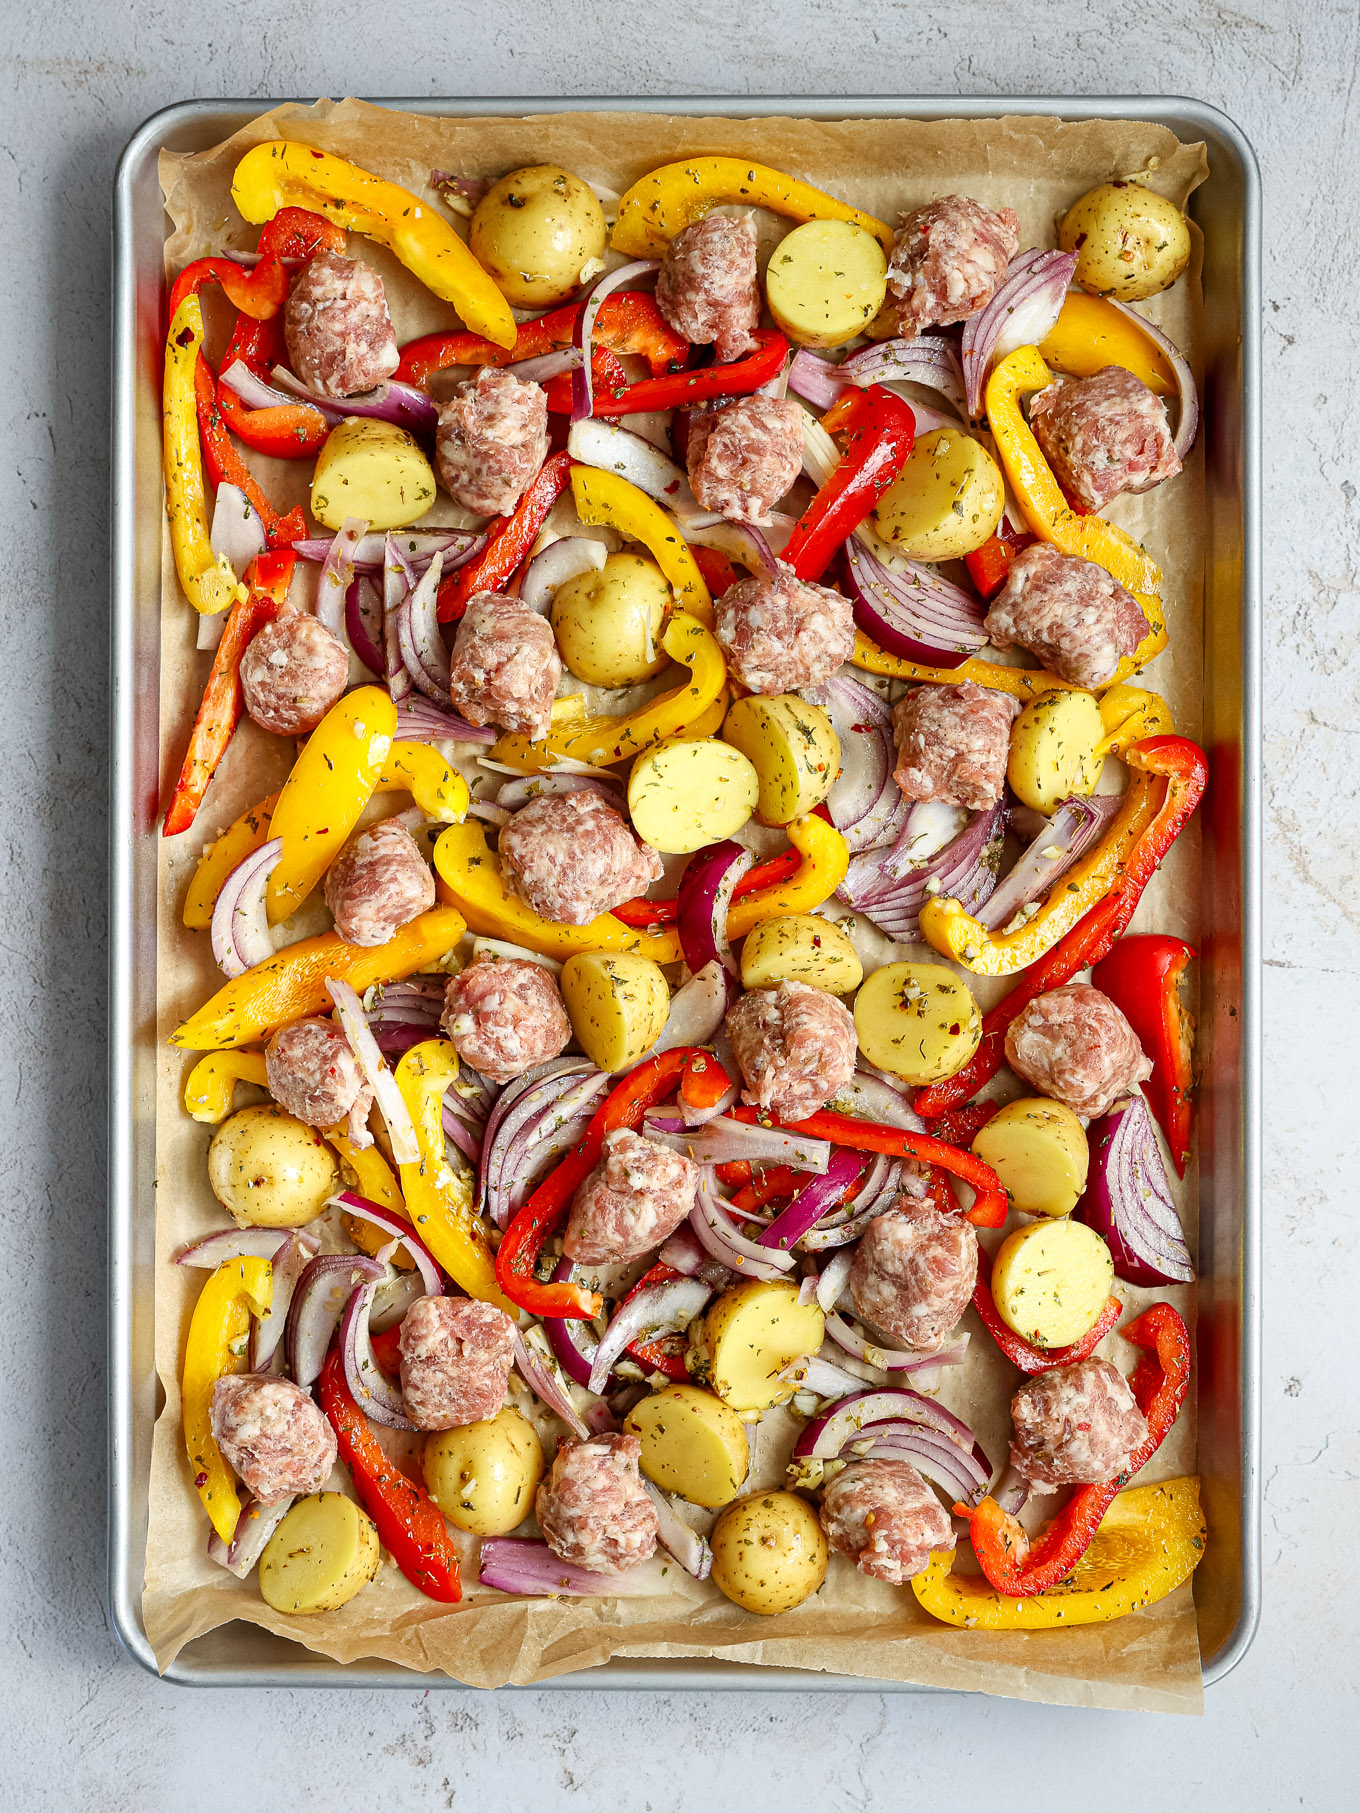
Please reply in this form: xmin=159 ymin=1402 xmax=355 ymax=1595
xmin=109 ymin=94 xmax=1260 ymax=1692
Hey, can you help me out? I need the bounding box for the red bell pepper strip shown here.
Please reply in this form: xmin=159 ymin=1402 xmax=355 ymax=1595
xmin=728 ymin=1105 xmax=1008 ymax=1228
xmin=782 ymin=385 xmax=916 ymax=582
xmin=369 ymin=1322 xmax=402 ymax=1377
xmin=542 ymin=345 xmax=630 ymax=413
xmin=922 ymin=1101 xmax=1000 ymax=1148
xmin=690 ymin=545 xmax=739 ymax=597
xmin=193 ymin=356 xmax=307 ymax=546
xmin=957 ymin=1302 xmax=1190 ymax=1595
xmin=622 ymin=1261 xmax=693 ymax=1379
xmin=1092 ymin=935 xmax=1197 ymax=1176
xmin=586 ymin=329 xmax=789 ymax=419
xmin=608 ymin=827 xmax=823 ymax=929
xmin=437 ymin=451 xmax=575 ymax=623
xmin=678 ymin=1048 xmax=733 ymax=1113
xmin=215 ymin=380 xmax=331 ymax=460
xmin=730 ymin=1165 xmax=808 ymax=1217
xmin=255 ymin=205 xmax=348 ymax=264
xmin=168 ymin=255 xmax=287 ymax=327
xmin=964 ymin=523 xmax=1036 ymax=601
xmin=496 ymin=1047 xmax=732 ymax=1319
xmin=317 ymin=1348 xmax=461 ymax=1602
xmin=397 ymin=292 xmax=688 ymax=385
xmin=913 ymin=735 xmax=1209 ymax=1120
xmin=162 ymin=551 xmax=294 ymax=837
xmin=973 ymin=1249 xmax=1122 ymax=1375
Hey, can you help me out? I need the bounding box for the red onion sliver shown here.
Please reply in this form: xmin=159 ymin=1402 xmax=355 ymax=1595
xmin=1097 ymin=296 xmax=1200 ymax=461
xmin=682 ymin=518 xmax=780 ymax=581
xmin=209 ymin=836 xmax=282 ymax=978
xmin=383 ymin=534 xmax=415 ymax=705
xmin=219 ymin=358 xmax=343 ymax=423
xmin=960 ymin=248 xmax=1077 ymax=417
xmin=345 ymin=573 xmax=386 ymax=675
xmin=587 ymin=1276 xmax=713 ymax=1394
xmin=211 ymin=1494 xmax=294 ymax=1579
xmin=814 ymin=675 xmax=910 ymax=856
xmin=844 ymin=536 xmax=987 ymax=665
xmin=495 ymin=771 xmax=621 ymax=811
xmin=270 ymin=365 xmax=439 ymax=435
xmin=315 ymin=517 xmax=368 ymax=642
xmin=844 ymin=334 xmax=966 ymax=410
xmin=642 ymin=1479 xmax=714 ymax=1579
xmin=976 ymin=794 xmax=1117 ymax=932
xmin=478 ymin=1537 xmax=673 ymax=1597
xmin=1074 ymin=1093 xmax=1193 ymax=1284
xmin=759 ymin=1149 xmax=867 ymax=1254
xmin=566 ymin=417 xmax=715 ymax=528
xmin=676 ymin=839 xmax=753 ymax=984
xmin=339 ymin=1278 xmax=415 ymax=1429
xmin=571 ymin=264 xmax=660 ymax=421
xmin=393 ymin=696 xmax=496 ymax=743
xmin=514 ymin=1328 xmax=591 ymax=1439
xmin=648 ymin=960 xmax=728 ymax=1057
xmin=209 ymin=480 xmax=267 ymax=579
xmin=646 ymin=1115 xmax=831 ymax=1173
xmin=326 ymin=978 xmax=421 ymax=1164
xmin=331 ymin=1190 xmax=444 ymax=1296
xmin=518 ymin=536 xmax=607 ymax=613
xmin=787 ymin=348 xmax=850 ymax=410
xmin=249 ymin=1233 xmax=315 ymax=1372
xmin=176 ymin=1228 xmax=313 ymax=1269
xmin=793 ymin=1385 xmax=980 ymax=1460
xmin=689 ymin=1169 xmax=796 ymax=1278
xmin=285 ymin=1253 xmax=385 ymax=1388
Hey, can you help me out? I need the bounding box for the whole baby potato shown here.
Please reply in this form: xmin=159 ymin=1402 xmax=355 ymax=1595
xmin=871 ymin=428 xmax=1004 ymax=561
xmin=551 ymin=552 xmax=671 ymax=688
xmin=471 ymin=165 xmax=607 ymax=308
xmin=710 ymin=1491 xmax=829 ymax=1615
xmin=1007 ymin=689 xmax=1106 ymax=815
xmin=207 ymin=1104 xmax=339 ymax=1228
xmin=423 ymin=1405 xmax=544 ymax=1536
xmin=1059 ymin=182 xmax=1192 ymax=301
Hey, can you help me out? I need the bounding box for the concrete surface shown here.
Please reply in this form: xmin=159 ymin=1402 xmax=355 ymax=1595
xmin=1 ymin=4 xmax=1355 ymax=1807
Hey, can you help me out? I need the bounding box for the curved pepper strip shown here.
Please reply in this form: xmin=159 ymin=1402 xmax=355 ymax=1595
xmin=215 ymin=380 xmax=330 ymax=460
xmin=964 ymin=523 xmax=1036 ymax=602
xmin=611 ymin=837 xmax=811 ymax=929
xmin=183 ymin=1049 xmax=269 ymax=1123
xmin=318 ymin=1347 xmax=461 ymax=1602
xmin=397 ymin=291 xmax=689 ymax=386
xmin=1038 ymin=293 xmax=1177 ymax=396
xmin=183 ymin=791 xmax=279 ymax=930
xmin=623 ymin=1260 xmax=693 ymax=1379
xmin=432 ymin=821 xmax=681 ymax=964
xmin=611 ymin=156 xmax=894 ymax=258
xmin=171 ymin=906 xmax=467 ymax=1050
xmin=164 ymin=294 xmax=248 ymax=617
xmin=168 ymin=254 xmax=287 ymax=326
xmin=375 ymin=741 xmax=470 ymax=823
xmin=726 ymin=812 xmax=849 ymax=940
xmin=973 ymin=1249 xmax=1122 ymax=1374
xmin=438 ymin=450 xmax=574 ymax=622
xmin=913 ymin=1477 xmax=1205 ymax=1629
xmin=266 ymin=685 xmax=396 ymax=925
xmin=569 ymin=465 xmax=713 ymax=625
xmin=323 ymin=1132 xmax=413 ymax=1265
xmin=394 ymin=1040 xmax=513 ymax=1310
xmin=1092 ymin=934 xmax=1197 ymax=1175
xmin=488 ymin=611 xmax=725 ymax=772
xmin=194 ymin=358 xmax=308 ymax=546
xmin=182 ymin=1256 xmax=274 ymax=1541
xmin=783 ymin=386 xmax=916 ymax=583
xmin=585 ymin=328 xmax=789 ymax=419
xmin=497 ymin=1048 xmax=728 ymax=1318
xmin=728 ymin=1106 xmax=1008 ymax=1228
xmin=232 ymin=142 xmax=516 ymax=349
xmin=957 ymin=1303 xmax=1191 ymax=1595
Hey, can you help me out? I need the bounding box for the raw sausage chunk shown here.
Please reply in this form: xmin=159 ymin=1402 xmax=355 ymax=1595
xmin=397 ymin=1296 xmax=517 ymax=1432
xmin=447 ymin=594 xmax=562 ymax=742
xmin=1029 ymin=366 xmax=1181 ymax=512
xmin=265 ymin=1017 xmax=372 ymax=1130
xmin=1010 ymin=1357 xmax=1149 ymax=1487
xmin=324 ymin=818 xmax=435 ymax=947
xmin=436 ymin=367 xmax=550 ymax=517
xmin=536 ymin=1433 xmax=660 ymax=1573
xmin=892 ymin=681 xmax=1017 ymax=811
xmin=240 ymin=613 xmax=350 ymax=737
xmin=984 ymin=542 xmax=1148 ymax=690
xmin=284 ymin=251 xmax=400 ymax=399
xmin=848 ymin=1200 xmax=978 ymax=1351
xmin=725 ymin=979 xmax=858 ymax=1122
xmin=656 ymin=213 xmax=760 ymax=365
xmin=715 ymin=566 xmax=856 ymax=695
xmin=210 ymin=1374 xmax=338 ymax=1504
xmin=441 ymin=955 xmax=572 ymax=1085
xmin=564 ymin=1128 xmax=700 ymax=1263
xmin=886 ymin=195 xmax=1021 ymax=339
xmin=820 ymin=1457 xmax=954 ymax=1583
xmin=1004 ymin=983 xmax=1152 ymax=1120
xmin=687 ymin=395 xmax=804 ymax=526
xmin=498 ymin=790 xmax=664 ymax=926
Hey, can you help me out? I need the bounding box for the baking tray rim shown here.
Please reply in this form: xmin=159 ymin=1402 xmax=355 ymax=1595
xmin=109 ymin=91 xmax=1261 ymax=1695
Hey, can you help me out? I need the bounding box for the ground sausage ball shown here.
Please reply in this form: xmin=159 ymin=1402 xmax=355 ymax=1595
xmin=435 ymin=366 xmax=550 ymax=517
xmin=323 ymin=818 xmax=435 ymax=947
xmin=725 ymin=980 xmax=858 ymax=1122
xmin=984 ymin=543 xmax=1148 ymax=690
xmin=265 ymin=1017 xmax=372 ymax=1130
xmin=1010 ymin=1357 xmax=1149 ymax=1488
xmin=283 ymin=250 xmax=400 ymax=399
xmin=892 ymin=681 xmax=1018 ymax=810
xmin=886 ymin=195 xmax=1021 ymax=339
xmin=441 ymin=955 xmax=572 ymax=1085
xmin=564 ymin=1128 xmax=700 ymax=1264
xmin=820 ymin=1458 xmax=955 ymax=1584
xmin=656 ymin=213 xmax=760 ymax=365
xmin=1005 ymin=983 xmax=1152 ymax=1119
xmin=239 ymin=612 xmax=350 ymax=737
xmin=687 ymin=395 xmax=804 ymax=526
xmin=397 ymin=1296 xmax=517 ymax=1432
xmin=848 ymin=1200 xmax=978 ymax=1351
xmin=210 ymin=1374 xmax=338 ymax=1505
xmin=447 ymin=593 xmax=562 ymax=742
xmin=715 ymin=565 xmax=856 ymax=695
xmin=535 ymin=1433 xmax=660 ymax=1574
xmin=1029 ymin=366 xmax=1181 ymax=512
xmin=498 ymin=790 xmax=663 ymax=926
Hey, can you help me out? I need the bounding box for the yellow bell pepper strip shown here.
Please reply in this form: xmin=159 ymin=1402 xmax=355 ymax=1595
xmin=1095 ymin=681 xmax=1175 ymax=753
xmin=266 ymin=685 xmax=396 ymax=925
xmin=852 ymin=611 xmax=1167 ymax=700
xmin=1038 ymin=291 xmax=1176 ymax=395
xmin=171 ymin=906 xmax=467 ymax=1050
xmin=374 ymin=740 xmax=469 ymax=823
xmin=612 ymin=156 xmax=894 ymax=258
xmin=433 ymin=822 xmax=681 ymax=964
xmin=182 ymin=1255 xmax=274 ymax=1541
xmin=164 ymin=294 xmax=248 ymax=617
xmin=231 ymin=141 xmax=516 ymax=349
xmin=394 ymin=1040 xmax=514 ymax=1310
xmin=183 ymin=792 xmax=279 ymax=930
xmin=182 ymin=1049 xmax=269 ymax=1123
xmin=489 ymin=611 xmax=726 ymax=773
xmin=324 ymin=1128 xmax=414 ymax=1265
xmin=569 ymin=465 xmax=713 ymax=626
xmin=912 ymin=1477 xmax=1205 ymax=1629
xmin=726 ymin=811 xmax=850 ymax=940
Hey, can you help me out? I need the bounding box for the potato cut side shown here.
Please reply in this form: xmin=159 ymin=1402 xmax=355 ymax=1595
xmin=991 ymin=1218 xmax=1114 ymax=1349
xmin=871 ymin=427 xmax=1004 ymax=561
xmin=258 ymin=1492 xmax=381 ymax=1615
xmin=625 ymin=1384 xmax=749 ymax=1509
xmin=696 ymin=1280 xmax=825 ymax=1412
xmin=310 ymin=419 xmax=436 ymax=532
xmin=721 ymin=694 xmax=839 ymax=827
xmin=853 ymin=961 xmax=981 ymax=1085
xmin=739 ymin=913 xmax=863 ymax=994
xmin=764 ymin=219 xmax=888 ymax=350
xmin=560 ymin=950 xmax=670 ymax=1073
xmin=628 ymin=737 xmax=758 ymax=854
xmin=972 ymin=1098 xmax=1089 ymax=1218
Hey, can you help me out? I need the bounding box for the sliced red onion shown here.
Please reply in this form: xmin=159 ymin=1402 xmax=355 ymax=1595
xmin=518 ymin=535 xmax=607 ymax=613
xmin=787 ymin=348 xmax=849 ymax=410
xmin=430 ymin=170 xmax=491 ymax=216
xmin=505 ymin=347 xmax=582 ymax=383
xmin=960 ymin=249 xmax=1077 ymax=418
xmin=840 ymin=804 xmax=1005 ymax=942
xmin=565 ymin=417 xmax=716 ymax=529
xmin=758 ymin=1149 xmax=867 ymax=1255
xmin=339 ymin=1278 xmax=415 ymax=1429
xmin=345 ymin=574 xmax=386 ymax=675
xmin=248 ymin=1234 xmax=315 ymax=1372
xmin=880 ymin=800 xmax=973 ymax=884
xmin=642 ymin=1480 xmax=714 ymax=1580
xmin=365 ymin=978 xmax=446 ymax=1027
xmin=1099 ymin=296 xmax=1200 ymax=461
xmin=587 ymin=1276 xmax=713 ymax=1394
xmin=294 ymin=530 xmax=484 ymax=571
xmin=495 ymin=771 xmax=621 ymax=812
xmin=209 ymin=836 xmax=282 ymax=978
xmin=383 ymin=534 xmax=415 ymax=705
xmin=657 ymin=1224 xmax=733 ymax=1288
xmin=209 ymin=481 xmax=267 ymax=578
xmin=441 ymin=1101 xmax=484 ymax=1164
xmin=844 ymin=334 xmax=966 ymax=410
xmin=682 ymin=519 xmax=781 ymax=581
xmin=315 ymin=517 xmax=369 ymax=642
xmin=825 ymin=1312 xmax=969 ymax=1376
xmin=690 ymin=1169 xmax=795 ymax=1278
xmin=208 ymin=1495 xmax=294 ymax=1577
xmin=545 ymin=1260 xmax=606 ymax=1386
xmin=478 ymin=1537 xmax=673 ymax=1597
xmin=793 ymin=1386 xmax=980 ymax=1460
xmin=478 ymin=1057 xmax=592 ymax=1209
xmin=993 ymin=1465 xmax=1033 ymax=1517
xmin=271 ymin=365 xmax=439 ymax=435
xmin=479 ymin=1060 xmax=604 ymax=1227
xmin=331 ymin=1191 xmax=444 ymax=1296
xmin=393 ymin=696 xmax=496 ymax=743
xmin=219 ymin=358 xmax=343 ymax=423
xmin=514 ymin=1327 xmax=591 ymax=1439
xmin=829 ymin=1069 xmax=926 ymax=1133
xmin=649 ymin=960 xmax=728 ymax=1057
xmin=815 ymin=675 xmax=910 ymax=855
xmin=677 ymin=839 xmax=753 ymax=985
xmin=176 ymin=1228 xmax=316 ymax=1268
xmin=977 ymin=794 xmax=1120 ymax=932
xmin=285 ymin=1253 xmax=386 ymax=1388
xmin=836 ymin=1426 xmax=991 ymax=1504
xmin=814 ymin=1248 xmax=855 ymax=1314
xmin=326 ymin=978 xmax=421 ymax=1165
xmin=397 ymin=551 xmax=450 ymax=702
xmin=571 ymin=263 xmax=660 ymax=421
xmin=796 ymin=1351 xmax=875 ymax=1398
xmin=645 ymin=1115 xmax=831 ymax=1173
xmin=469 ymin=936 xmax=564 ymax=972
xmin=1075 ymin=1094 xmax=1194 ymax=1284
xmin=845 ymin=535 xmax=987 ymax=664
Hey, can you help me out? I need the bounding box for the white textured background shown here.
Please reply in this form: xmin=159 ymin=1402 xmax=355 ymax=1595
xmin=2 ymin=4 xmax=1355 ymax=1806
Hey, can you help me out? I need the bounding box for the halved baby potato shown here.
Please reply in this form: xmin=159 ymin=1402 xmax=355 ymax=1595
xmin=991 ymin=1218 xmax=1115 ymax=1349
xmin=258 ymin=1492 xmax=381 ymax=1615
xmin=853 ymin=961 xmax=982 ymax=1086
xmin=972 ymin=1098 xmax=1090 ymax=1218
xmin=310 ymin=419 xmax=436 ymax=531
xmin=764 ymin=219 xmax=888 ymax=350
xmin=560 ymin=951 xmax=671 ymax=1073
xmin=625 ymin=1383 xmax=750 ymax=1508
xmin=722 ymin=693 xmax=840 ymax=827
xmin=1007 ymin=690 xmax=1106 ymax=814
xmin=628 ymin=737 xmax=759 ymax=854
xmin=871 ymin=427 xmax=1005 ymax=561
xmin=739 ymin=913 xmax=863 ymax=995
xmin=692 ymin=1279 xmax=825 ymax=1412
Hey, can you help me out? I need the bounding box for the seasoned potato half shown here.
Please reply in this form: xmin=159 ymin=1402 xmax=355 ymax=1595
xmin=560 ymin=951 xmax=671 ymax=1073
xmin=1059 ymin=182 xmax=1191 ymax=301
xmin=853 ymin=961 xmax=982 ymax=1086
xmin=739 ymin=913 xmax=863 ymax=994
xmin=693 ymin=1279 xmax=825 ymax=1412
xmin=764 ymin=219 xmax=888 ymax=350
xmin=310 ymin=419 xmax=436 ymax=531
xmin=423 ymin=1406 xmax=544 ymax=1536
xmin=628 ymin=737 xmax=759 ymax=853
xmin=722 ymin=693 xmax=840 ymax=827
xmin=259 ymin=1493 xmax=381 ymax=1615
xmin=1007 ymin=690 xmax=1106 ymax=814
xmin=991 ymin=1218 xmax=1115 ymax=1349
xmin=871 ymin=427 xmax=1005 ymax=561
xmin=625 ymin=1384 xmax=750 ymax=1508
xmin=551 ymin=552 xmax=671 ymax=688
xmin=470 ymin=165 xmax=607 ymax=309
xmin=710 ymin=1491 xmax=828 ymax=1615
xmin=207 ymin=1104 xmax=340 ymax=1228
xmin=972 ymin=1098 xmax=1090 ymax=1218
